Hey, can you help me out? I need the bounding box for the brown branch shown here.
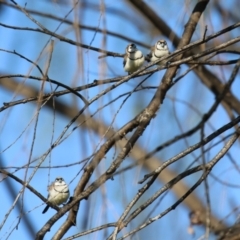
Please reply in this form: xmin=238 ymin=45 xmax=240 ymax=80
xmin=140 ymin=115 xmax=240 ymax=183
xmin=0 ymin=169 xmax=50 ymax=208
xmin=2 ymin=2 xmax=147 ymax=46
xmin=121 ymin=127 xmax=239 ymax=239
xmin=140 ymin=58 xmax=240 ymax=169
xmin=1 ymin=1 xmax=150 ymax=49
xmin=0 ymin=22 xmax=122 ymax=57
xmin=129 ymin=0 xmax=240 ymax=117
xmin=35 ymin=1 xmax=210 ymax=239
xmin=0 ymin=74 xmax=228 ymax=239
xmin=0 ymin=74 xmax=89 ymax=105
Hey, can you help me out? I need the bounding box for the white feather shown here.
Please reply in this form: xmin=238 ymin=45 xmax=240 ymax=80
xmin=48 ymin=178 xmax=69 ymax=205
xmin=148 ymin=40 xmax=169 ymax=64
xmin=43 ymin=177 xmax=69 ymax=213
xmin=124 ymin=44 xmax=144 ymax=74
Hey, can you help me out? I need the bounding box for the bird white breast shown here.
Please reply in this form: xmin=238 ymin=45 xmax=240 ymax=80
xmin=49 ymin=184 xmax=69 ymax=205
xmin=151 ymin=49 xmax=169 ymax=63
xmin=124 ymin=50 xmax=144 ymax=73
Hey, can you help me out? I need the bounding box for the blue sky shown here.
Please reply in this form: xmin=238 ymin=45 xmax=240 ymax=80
xmin=0 ymin=0 xmax=240 ymax=239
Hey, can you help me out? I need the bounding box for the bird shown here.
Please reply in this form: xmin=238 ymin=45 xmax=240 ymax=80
xmin=145 ymin=39 xmax=170 ymax=64
xmin=42 ymin=177 xmax=69 ymax=214
xmin=123 ymin=43 xmax=144 ymax=74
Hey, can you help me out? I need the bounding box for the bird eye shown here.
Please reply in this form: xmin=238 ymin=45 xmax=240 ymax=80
xmin=127 ymin=44 xmax=136 ymax=52
xmin=159 ymin=41 xmax=166 ymax=45
xmin=56 ymin=177 xmax=63 ymax=181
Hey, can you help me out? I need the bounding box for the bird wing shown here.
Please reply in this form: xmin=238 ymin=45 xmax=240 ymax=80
xmin=145 ymin=46 xmax=154 ymax=62
xmin=145 ymin=53 xmax=152 ymax=62
xmin=123 ymin=54 xmax=127 ymax=67
xmin=48 ymin=181 xmax=54 ymax=192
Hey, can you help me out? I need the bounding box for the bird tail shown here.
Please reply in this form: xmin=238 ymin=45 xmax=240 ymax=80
xmin=42 ymin=205 xmax=50 ymax=214
xmin=145 ymin=55 xmax=151 ymax=62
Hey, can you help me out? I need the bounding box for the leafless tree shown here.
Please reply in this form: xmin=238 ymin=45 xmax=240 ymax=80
xmin=1 ymin=0 xmax=240 ymax=239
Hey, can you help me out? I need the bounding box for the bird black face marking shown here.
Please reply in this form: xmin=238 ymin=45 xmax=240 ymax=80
xmin=55 ymin=177 xmax=63 ymax=183
xmin=127 ymin=43 xmax=137 ymax=53
xmin=156 ymin=40 xmax=167 ymax=49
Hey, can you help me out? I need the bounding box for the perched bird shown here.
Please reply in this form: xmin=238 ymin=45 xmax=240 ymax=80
xmin=42 ymin=177 xmax=69 ymax=214
xmin=146 ymin=39 xmax=170 ymax=64
xmin=123 ymin=43 xmax=144 ymax=74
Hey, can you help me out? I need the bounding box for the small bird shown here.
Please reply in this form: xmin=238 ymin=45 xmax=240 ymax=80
xmin=146 ymin=39 xmax=170 ymax=64
xmin=42 ymin=177 xmax=69 ymax=214
xmin=123 ymin=43 xmax=144 ymax=74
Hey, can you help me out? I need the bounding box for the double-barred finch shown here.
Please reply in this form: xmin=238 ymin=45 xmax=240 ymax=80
xmin=42 ymin=177 xmax=69 ymax=214
xmin=123 ymin=43 xmax=144 ymax=74
xmin=146 ymin=40 xmax=170 ymax=64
